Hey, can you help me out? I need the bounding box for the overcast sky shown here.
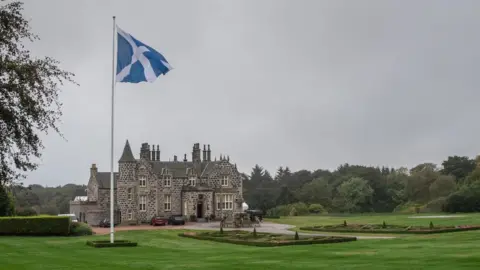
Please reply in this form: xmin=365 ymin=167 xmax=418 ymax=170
xmin=20 ymin=0 xmax=480 ymax=186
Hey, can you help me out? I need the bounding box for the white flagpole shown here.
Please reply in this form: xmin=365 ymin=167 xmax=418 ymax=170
xmin=109 ymin=16 xmax=117 ymax=244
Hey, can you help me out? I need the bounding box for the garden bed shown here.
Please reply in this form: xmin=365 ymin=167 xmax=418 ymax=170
xmin=86 ymin=240 xmax=138 ymax=248
xmin=179 ymin=230 xmax=356 ymax=247
xmin=300 ymin=223 xmax=480 ymax=234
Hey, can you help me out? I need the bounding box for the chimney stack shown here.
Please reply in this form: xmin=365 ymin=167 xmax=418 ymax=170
xmin=183 ymin=153 xmax=187 ymax=162
xmin=202 ymin=144 xmax=207 ymax=161
xmin=156 ymin=145 xmax=160 ymax=161
xmin=207 ymin=144 xmax=211 ymax=161
xmin=90 ymin=164 xmax=98 ymax=178
xmin=140 ymin=143 xmax=150 ymax=160
xmin=150 ymin=145 xmax=155 ymax=161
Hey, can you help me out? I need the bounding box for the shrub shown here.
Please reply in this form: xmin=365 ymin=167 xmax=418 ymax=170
xmin=429 ymin=221 xmax=434 ymax=229
xmin=308 ymin=204 xmax=326 ymax=214
xmin=294 ymin=231 xmax=299 ymax=240
xmin=0 ymin=216 xmax=70 ymax=236
xmin=253 ymin=227 xmax=257 ymax=238
xmin=269 ymin=203 xmax=309 ymax=217
xmin=15 ymin=207 xmax=37 ymax=216
xmin=343 ymin=220 xmax=347 ymax=226
xmin=382 ymin=221 xmax=386 ymax=228
xmin=70 ymin=222 xmax=93 ymax=236
xmin=86 ymin=240 xmax=137 ymax=248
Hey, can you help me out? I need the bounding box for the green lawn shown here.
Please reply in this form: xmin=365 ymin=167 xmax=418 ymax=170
xmin=0 ymin=213 xmax=479 ymax=269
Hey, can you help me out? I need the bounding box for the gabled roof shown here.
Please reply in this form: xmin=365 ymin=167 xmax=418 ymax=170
xmin=96 ymin=172 xmax=119 ymax=189
xmin=150 ymin=161 xmax=222 ymax=178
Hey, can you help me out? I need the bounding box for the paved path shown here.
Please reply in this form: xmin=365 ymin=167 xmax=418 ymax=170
xmin=183 ymin=222 xmax=396 ymax=240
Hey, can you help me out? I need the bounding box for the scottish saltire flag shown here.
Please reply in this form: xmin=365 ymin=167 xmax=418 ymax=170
xmin=116 ymin=26 xmax=173 ymax=83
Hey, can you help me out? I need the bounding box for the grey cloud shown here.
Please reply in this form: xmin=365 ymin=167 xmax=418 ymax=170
xmin=18 ymin=0 xmax=480 ymax=185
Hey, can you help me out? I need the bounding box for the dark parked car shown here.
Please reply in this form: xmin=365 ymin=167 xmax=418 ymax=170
xmin=98 ymin=218 xmax=119 ymax=228
xmin=245 ymin=209 xmax=264 ymax=222
xmin=151 ymin=216 xmax=168 ymax=226
xmin=167 ymin=215 xmax=186 ymax=225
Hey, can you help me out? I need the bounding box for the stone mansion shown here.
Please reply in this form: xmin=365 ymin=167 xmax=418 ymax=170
xmin=70 ymin=140 xmax=244 ymax=225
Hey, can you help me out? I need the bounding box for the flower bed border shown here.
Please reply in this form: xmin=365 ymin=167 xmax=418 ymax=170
xmin=178 ymin=232 xmax=356 ymax=247
xmin=299 ymin=224 xmax=480 ymax=234
xmin=86 ymin=240 xmax=138 ymax=248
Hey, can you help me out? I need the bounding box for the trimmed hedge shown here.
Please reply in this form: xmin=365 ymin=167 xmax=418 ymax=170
xmin=86 ymin=240 xmax=138 ymax=248
xmin=178 ymin=232 xmax=356 ymax=247
xmin=0 ymin=215 xmax=70 ymax=236
xmin=300 ymin=224 xmax=480 ymax=234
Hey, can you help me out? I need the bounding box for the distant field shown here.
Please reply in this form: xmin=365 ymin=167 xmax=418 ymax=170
xmin=0 ymin=213 xmax=479 ymax=270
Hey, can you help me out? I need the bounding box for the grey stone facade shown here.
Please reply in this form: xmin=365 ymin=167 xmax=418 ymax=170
xmin=70 ymin=141 xmax=244 ymax=225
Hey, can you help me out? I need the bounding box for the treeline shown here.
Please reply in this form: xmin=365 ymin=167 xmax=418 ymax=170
xmin=243 ymin=155 xmax=480 ymax=215
xmin=5 ymin=184 xmax=87 ymax=216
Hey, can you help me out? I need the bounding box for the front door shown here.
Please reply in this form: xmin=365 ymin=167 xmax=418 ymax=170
xmin=196 ymin=202 xmax=203 ymax=218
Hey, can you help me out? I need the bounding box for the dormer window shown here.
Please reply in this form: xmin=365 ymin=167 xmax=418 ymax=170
xmin=221 ymin=176 xmax=229 ymax=186
xmin=189 ymin=176 xmax=196 ymax=186
xmin=139 ymin=176 xmax=146 ymax=187
xmin=164 ymin=175 xmax=172 ymax=187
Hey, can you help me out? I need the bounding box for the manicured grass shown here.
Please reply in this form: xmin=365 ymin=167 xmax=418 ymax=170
xmin=0 ymin=213 xmax=479 ymax=269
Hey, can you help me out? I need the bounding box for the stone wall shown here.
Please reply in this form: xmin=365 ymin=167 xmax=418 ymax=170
xmin=117 ymin=160 xmax=138 ymax=224
xmin=97 ymin=189 xmax=118 ymax=211
xmin=69 ymin=201 xmax=98 ymax=223
xmin=207 ymin=161 xmax=243 ymax=219
xmin=182 ymin=191 xmax=213 ymax=218
xmin=86 ymin=209 xmax=107 ymax=226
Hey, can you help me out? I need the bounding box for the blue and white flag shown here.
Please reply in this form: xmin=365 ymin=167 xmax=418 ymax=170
xmin=116 ymin=26 xmax=173 ymax=83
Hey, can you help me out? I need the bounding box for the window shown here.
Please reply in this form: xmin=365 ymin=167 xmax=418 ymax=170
xmin=164 ymin=175 xmax=171 ymax=187
xmin=221 ymin=176 xmax=229 ymax=186
xmin=127 ymin=209 xmax=133 ymax=220
xmin=164 ymin=195 xmax=171 ymax=211
xmin=139 ymin=196 xmax=146 ymax=211
xmin=139 ymin=176 xmax=146 ymax=187
xmin=189 ymin=176 xmax=196 ymax=186
xmin=127 ymin=188 xmax=132 ymax=200
xmin=216 ymin=194 xmax=233 ymax=210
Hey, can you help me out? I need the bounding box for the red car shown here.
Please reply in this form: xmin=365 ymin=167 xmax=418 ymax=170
xmin=151 ymin=216 xmax=168 ymax=226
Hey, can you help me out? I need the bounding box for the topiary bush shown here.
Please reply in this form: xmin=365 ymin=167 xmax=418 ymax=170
xmin=0 ymin=215 xmax=70 ymax=236
xmin=253 ymin=227 xmax=257 ymax=238
xmin=429 ymin=221 xmax=434 ymax=229
xmin=382 ymin=221 xmax=386 ymax=228
xmin=70 ymin=222 xmax=93 ymax=236
xmin=294 ymin=231 xmax=299 ymax=240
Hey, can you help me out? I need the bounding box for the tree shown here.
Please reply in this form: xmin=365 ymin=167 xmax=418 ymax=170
xmin=440 ymin=156 xmax=475 ymax=183
xmin=0 ymin=1 xmax=75 ymax=185
xmin=332 ymin=177 xmax=373 ymax=213
xmin=275 ymin=185 xmax=297 ymax=206
xmin=0 ymin=184 xmax=14 ymax=216
xmin=429 ymin=175 xmax=456 ymax=199
xmin=296 ymin=177 xmax=332 ymax=207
